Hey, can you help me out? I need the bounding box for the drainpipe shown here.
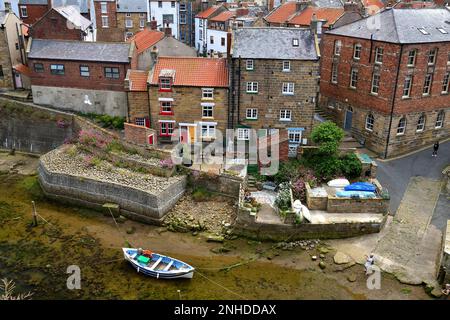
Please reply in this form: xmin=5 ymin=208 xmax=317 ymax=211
xmin=237 ymin=55 xmax=241 ymax=126
xmin=384 ymin=44 xmax=404 ymax=159
xmin=369 ymin=34 xmax=374 ymax=63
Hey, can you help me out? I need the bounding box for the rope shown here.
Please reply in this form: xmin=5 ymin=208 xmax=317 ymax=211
xmin=107 ymin=207 xmax=134 ymax=248
xmin=195 ymin=270 xmax=249 ymax=300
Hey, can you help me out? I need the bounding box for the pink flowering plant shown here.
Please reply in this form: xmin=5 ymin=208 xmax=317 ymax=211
xmin=159 ymin=158 xmax=174 ymax=169
xmin=78 ymin=129 xmax=112 ymax=150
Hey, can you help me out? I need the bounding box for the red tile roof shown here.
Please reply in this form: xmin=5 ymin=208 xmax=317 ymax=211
xmin=151 ymin=57 xmax=229 ymax=87
xmin=13 ymin=64 xmax=32 ymax=77
xmin=288 ymin=7 xmax=344 ymax=28
xmin=362 ymin=0 xmax=385 ymax=13
xmin=210 ymin=10 xmax=236 ymax=22
xmin=128 ymin=70 xmax=149 ymax=91
xmin=265 ymin=2 xmax=298 ymax=24
xmin=196 ymin=5 xmax=221 ymax=19
xmin=128 ymin=29 xmax=165 ymax=55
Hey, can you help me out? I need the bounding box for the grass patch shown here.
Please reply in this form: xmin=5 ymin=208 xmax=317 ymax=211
xmin=17 ymin=175 xmax=44 ymax=200
xmin=0 ymin=201 xmax=15 ymax=223
xmin=192 ymin=187 xmax=212 ymax=202
xmin=400 ymin=288 xmax=412 ymax=295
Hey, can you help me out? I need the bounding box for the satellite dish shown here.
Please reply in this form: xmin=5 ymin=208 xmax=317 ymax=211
xmin=84 ymin=95 xmax=92 ymax=105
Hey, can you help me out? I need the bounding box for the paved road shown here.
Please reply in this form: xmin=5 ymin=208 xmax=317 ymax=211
xmin=376 ymin=140 xmax=449 ymax=229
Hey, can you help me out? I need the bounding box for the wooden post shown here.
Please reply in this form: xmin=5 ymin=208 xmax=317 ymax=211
xmin=31 ymin=201 xmax=38 ymax=227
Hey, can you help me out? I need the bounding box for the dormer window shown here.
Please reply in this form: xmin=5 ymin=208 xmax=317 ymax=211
xmin=292 ymin=38 xmax=299 ymax=47
xmin=159 ymin=77 xmax=172 ymax=91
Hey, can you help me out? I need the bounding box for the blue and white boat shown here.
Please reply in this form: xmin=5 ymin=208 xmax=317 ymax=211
xmin=122 ymin=248 xmax=195 ymax=279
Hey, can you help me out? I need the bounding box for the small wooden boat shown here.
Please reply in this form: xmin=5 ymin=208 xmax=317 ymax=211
xmin=122 ymin=248 xmax=195 ymax=279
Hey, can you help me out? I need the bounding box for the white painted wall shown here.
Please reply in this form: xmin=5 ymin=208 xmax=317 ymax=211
xmin=149 ymin=0 xmax=178 ymax=38
xmin=194 ymin=17 xmax=208 ymax=54
xmin=0 ymin=0 xmax=19 ymax=16
xmin=206 ymin=28 xmax=227 ymax=54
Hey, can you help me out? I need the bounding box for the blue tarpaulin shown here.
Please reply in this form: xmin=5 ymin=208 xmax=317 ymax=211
xmin=344 ymin=182 xmax=376 ymax=193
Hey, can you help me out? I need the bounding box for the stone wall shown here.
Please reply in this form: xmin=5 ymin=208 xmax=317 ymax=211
xmin=234 ymin=208 xmax=386 ymax=241
xmin=327 ymin=197 xmax=389 ymax=214
xmin=0 ymin=98 xmax=73 ymax=154
xmin=0 ymin=27 xmax=13 ymax=89
xmin=305 ymin=183 xmax=327 ymax=210
xmin=188 ymin=169 xmax=244 ymax=198
xmin=38 ymin=161 xmax=187 ymax=224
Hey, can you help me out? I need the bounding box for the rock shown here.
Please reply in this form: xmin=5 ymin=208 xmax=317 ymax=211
xmin=126 ymin=227 xmax=135 ymax=234
xmin=311 ymin=255 xmax=317 ymax=261
xmin=207 ymin=235 xmax=224 ymax=243
xmin=319 ymin=254 xmax=325 ymax=259
xmin=347 ymin=274 xmax=357 ymax=282
xmin=333 ymin=251 xmax=353 ymax=265
xmin=430 ymin=288 xmax=443 ymax=298
xmin=117 ymin=215 xmax=127 ymax=223
xmin=192 ymin=231 xmax=198 ymax=236
xmin=319 ymin=261 xmax=326 ymax=269
xmin=318 ymin=247 xmax=329 ymax=254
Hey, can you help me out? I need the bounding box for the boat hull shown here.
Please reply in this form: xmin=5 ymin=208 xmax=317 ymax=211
xmin=122 ymin=249 xmax=194 ymax=279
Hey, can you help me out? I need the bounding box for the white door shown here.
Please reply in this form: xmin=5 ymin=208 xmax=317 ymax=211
xmin=14 ymin=73 xmax=22 ymax=89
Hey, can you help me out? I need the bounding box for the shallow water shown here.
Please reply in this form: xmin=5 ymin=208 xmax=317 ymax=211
xmin=0 ymin=171 xmax=430 ymax=300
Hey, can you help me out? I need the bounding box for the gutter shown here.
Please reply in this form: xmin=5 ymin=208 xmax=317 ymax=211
xmin=384 ymin=44 xmax=404 ymax=159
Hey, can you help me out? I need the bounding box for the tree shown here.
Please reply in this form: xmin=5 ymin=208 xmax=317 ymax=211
xmin=311 ymin=121 xmax=344 ymax=156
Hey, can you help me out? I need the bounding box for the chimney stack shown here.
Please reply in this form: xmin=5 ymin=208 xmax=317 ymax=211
xmin=344 ymin=1 xmax=360 ymax=13
xmin=146 ymin=17 xmax=157 ymax=30
xmin=4 ymin=1 xmax=11 ymax=12
xmin=163 ymin=22 xmax=172 ymax=36
xmin=296 ymin=0 xmax=311 ymax=13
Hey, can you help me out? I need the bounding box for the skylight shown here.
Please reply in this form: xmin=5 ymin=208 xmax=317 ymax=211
xmin=437 ymin=27 xmax=448 ymax=34
xmin=418 ymin=28 xmax=430 ymax=35
xmin=292 ymin=38 xmax=299 ymax=47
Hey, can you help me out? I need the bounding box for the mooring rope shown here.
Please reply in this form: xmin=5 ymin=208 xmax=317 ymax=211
xmin=195 ymin=270 xmax=248 ymax=300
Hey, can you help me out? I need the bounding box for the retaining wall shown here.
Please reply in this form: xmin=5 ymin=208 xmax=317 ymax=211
xmin=38 ymin=161 xmax=187 ymax=224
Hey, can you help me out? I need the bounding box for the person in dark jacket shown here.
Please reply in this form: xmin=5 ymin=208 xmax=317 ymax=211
xmin=432 ymin=141 xmax=440 ymax=157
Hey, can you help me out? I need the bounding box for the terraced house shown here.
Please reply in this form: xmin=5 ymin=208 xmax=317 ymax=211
xmin=319 ymin=8 xmax=450 ymax=158
xmin=27 ymin=39 xmax=136 ymax=116
xmin=147 ymin=57 xmax=229 ymax=145
xmin=230 ymin=27 xmax=320 ymax=156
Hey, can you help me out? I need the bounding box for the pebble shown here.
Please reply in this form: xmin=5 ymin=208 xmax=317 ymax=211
xmin=311 ymin=255 xmax=317 ymax=261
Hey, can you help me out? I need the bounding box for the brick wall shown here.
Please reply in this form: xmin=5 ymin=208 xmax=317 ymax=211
xmin=127 ymin=91 xmax=150 ymax=123
xmin=148 ymin=85 xmax=229 ymax=141
xmin=94 ymin=0 xmax=123 ymax=42
xmin=124 ymin=122 xmax=156 ymax=146
xmin=319 ymin=33 xmax=450 ymax=157
xmin=231 ymin=57 xmax=319 ymax=140
xmin=30 ymin=9 xmax=84 ymax=40
xmin=29 ymin=58 xmax=130 ymax=92
xmin=19 ymin=4 xmax=50 ymax=25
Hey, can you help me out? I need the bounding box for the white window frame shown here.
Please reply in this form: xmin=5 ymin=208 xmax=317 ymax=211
xmin=180 ymin=13 xmax=186 ymax=24
xmin=375 ymin=47 xmax=383 ymax=64
xmin=20 ymin=6 xmax=28 ymax=18
xmin=442 ymin=72 xmax=449 ymax=94
xmin=80 ymin=65 xmax=90 ymax=77
xmin=353 ymin=43 xmax=362 ymax=60
xmin=280 ymin=109 xmax=292 ymax=121
xmin=331 ymin=63 xmax=338 ymax=84
xmin=202 ymin=88 xmax=214 ymax=99
xmin=435 ymin=111 xmax=444 ymax=129
xmin=126 ymin=13 xmax=131 ymax=17
xmin=292 ymin=38 xmax=299 ymax=47
xmin=428 ymin=48 xmax=437 ymax=65
xmin=101 ymin=2 xmax=108 ymax=14
xmin=282 ymin=61 xmax=291 ymax=72
xmin=201 ymin=123 xmax=216 ymax=139
xmin=403 ymin=75 xmax=412 ymax=98
xmin=365 ymin=114 xmax=374 ymax=132
xmin=288 ymin=129 xmax=302 ymax=144
xmin=334 ymin=40 xmax=342 ymax=56
xmin=397 ymin=117 xmax=406 ymax=135
xmin=423 ymin=73 xmax=433 ymax=96
xmin=246 ymin=108 xmax=258 ymax=120
xmin=371 ymin=72 xmax=380 ymax=95
xmin=282 ymin=82 xmax=295 ymax=95
xmin=199 ymin=29 xmax=203 ymax=41
xmin=407 ymin=49 xmax=417 ymax=67
xmin=202 ymin=104 xmax=214 ymax=118
xmin=125 ymin=19 xmax=133 ymax=28
xmin=140 ymin=19 xmax=146 ymax=28
xmin=416 ymin=114 xmax=425 ymax=132
xmin=237 ymin=128 xmax=250 ymax=141
xmin=160 ymin=121 xmax=175 ymax=136
xmin=135 ymin=117 xmax=146 ymax=127
xmin=210 ymin=35 xmax=214 ymax=44
xmin=246 ymin=60 xmax=254 ymax=71
xmin=350 ymin=68 xmax=358 ymax=89
xmin=101 ymin=16 xmax=109 ymax=28
xmin=246 ymin=82 xmax=258 ymax=93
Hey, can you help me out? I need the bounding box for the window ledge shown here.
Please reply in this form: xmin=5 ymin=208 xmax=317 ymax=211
xmin=365 ymin=128 xmax=373 ymax=132
xmin=370 ymin=92 xmax=379 ymax=97
xmin=279 ymin=119 xmax=292 ymax=122
xmin=401 ymin=96 xmax=411 ymax=100
xmin=159 ymin=112 xmax=174 ymax=116
xmin=396 ymin=133 xmax=405 ymax=136
xmin=282 ymin=93 xmax=295 ymax=96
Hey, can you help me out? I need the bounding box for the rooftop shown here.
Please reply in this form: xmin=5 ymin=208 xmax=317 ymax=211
xmin=52 ymin=0 xmax=90 ymax=13
xmin=232 ymin=27 xmax=319 ymax=60
xmin=128 ymin=29 xmax=165 ymax=54
xmin=126 ymin=70 xmax=148 ymax=91
xmin=196 ymin=5 xmax=222 ymax=19
xmin=265 ymin=1 xmax=297 ymax=24
xmin=116 ymin=0 xmax=147 ymax=13
xmin=326 ymin=8 xmax=450 ymax=44
xmin=28 ymin=39 xmax=132 ymax=63
xmin=150 ymin=57 xmax=229 ymax=87
xmin=53 ymin=5 xmax=92 ymax=31
xmin=288 ymin=7 xmax=344 ymax=28
xmin=209 ymin=10 xmax=236 ymax=22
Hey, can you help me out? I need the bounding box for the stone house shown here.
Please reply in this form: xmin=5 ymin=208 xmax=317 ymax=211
xmin=128 ymin=27 xmax=196 ymax=71
xmin=0 ymin=9 xmax=27 ymax=90
xmin=319 ymin=8 xmax=450 ymax=158
xmin=194 ymin=4 xmax=227 ymax=55
xmin=230 ymin=27 xmax=320 ymax=157
xmin=27 ymin=38 xmax=136 ymax=116
xmin=30 ymin=5 xmax=94 ymax=41
xmin=126 ymin=57 xmax=229 ymax=145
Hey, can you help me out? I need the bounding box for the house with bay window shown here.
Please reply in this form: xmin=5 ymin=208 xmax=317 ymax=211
xmin=147 ymin=56 xmax=229 ymax=144
xmin=319 ymin=8 xmax=450 ymax=158
xmin=230 ymin=27 xmax=320 ymax=156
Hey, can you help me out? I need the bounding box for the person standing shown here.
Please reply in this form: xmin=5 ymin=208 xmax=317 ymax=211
xmin=364 ymin=254 xmax=375 ymax=275
xmin=432 ymin=141 xmax=440 ymax=157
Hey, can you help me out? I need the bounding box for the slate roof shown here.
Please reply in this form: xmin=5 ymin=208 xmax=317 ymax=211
xmin=52 ymin=0 xmax=90 ymax=13
xmin=313 ymin=0 xmax=343 ymax=8
xmin=28 ymin=39 xmax=132 ymax=63
xmin=232 ymin=27 xmax=318 ymax=60
xmin=53 ymin=5 xmax=92 ymax=31
xmin=116 ymin=0 xmax=147 ymax=13
xmin=327 ymin=8 xmax=450 ymax=44
xmin=150 ymin=57 xmax=229 ymax=87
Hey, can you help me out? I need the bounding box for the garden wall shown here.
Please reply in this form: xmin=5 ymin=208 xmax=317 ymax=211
xmin=38 ymin=161 xmax=187 ymax=224
xmin=234 ymin=209 xmax=386 ymax=241
xmin=188 ymin=169 xmax=244 ymax=198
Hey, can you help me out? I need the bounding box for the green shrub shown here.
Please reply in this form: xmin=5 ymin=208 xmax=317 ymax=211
xmin=340 ymin=153 xmax=362 ymax=179
xmin=274 ymin=183 xmax=291 ymax=211
xmin=311 ymin=121 xmax=344 ymax=155
xmin=192 ymin=187 xmax=212 ymax=202
xmin=313 ymin=156 xmax=341 ymax=180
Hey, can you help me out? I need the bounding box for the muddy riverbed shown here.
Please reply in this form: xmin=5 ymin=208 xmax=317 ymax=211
xmin=0 ymin=152 xmax=431 ymax=300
